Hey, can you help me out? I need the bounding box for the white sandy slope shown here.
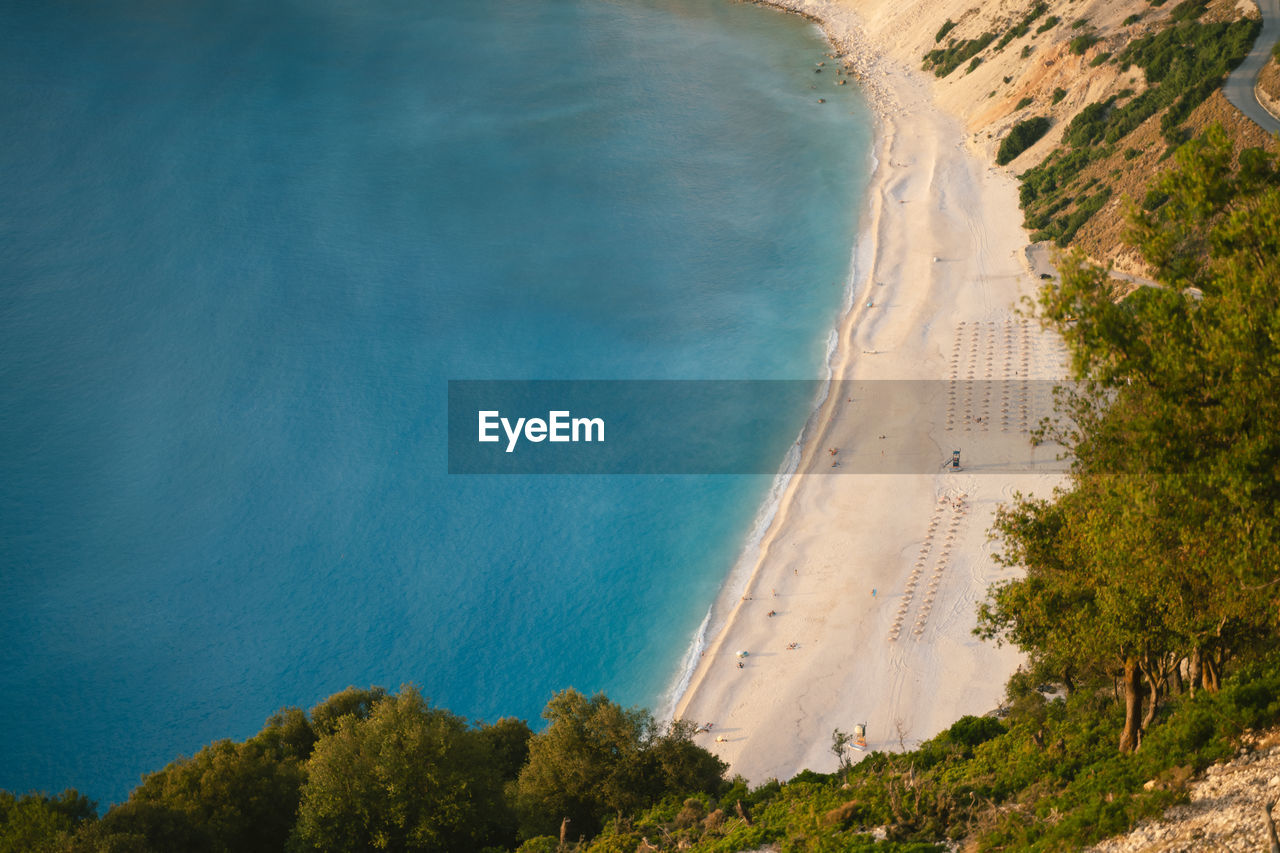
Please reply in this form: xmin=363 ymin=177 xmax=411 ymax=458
xmin=670 ymin=0 xmax=1076 ymax=782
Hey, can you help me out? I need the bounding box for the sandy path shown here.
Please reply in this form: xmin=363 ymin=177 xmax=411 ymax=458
xmin=671 ymin=6 xmax=1069 ymax=781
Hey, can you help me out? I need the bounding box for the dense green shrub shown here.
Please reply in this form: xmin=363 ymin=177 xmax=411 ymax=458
xmin=1170 ymin=0 xmax=1208 ymax=21
xmin=923 ymin=32 xmax=996 ymax=76
xmin=1052 ymin=86 xmax=1068 ymax=104
xmin=1070 ymin=33 xmax=1100 ymax=54
xmin=1036 ymin=15 xmax=1060 ymax=34
xmin=1063 ymin=98 xmax=1116 ymax=147
xmin=1016 ymin=96 xmax=1034 ymax=110
xmin=0 ymin=791 xmax=96 ymax=852
xmin=935 ymin=19 xmax=956 ymax=43
xmin=997 ymin=116 xmax=1052 ymax=164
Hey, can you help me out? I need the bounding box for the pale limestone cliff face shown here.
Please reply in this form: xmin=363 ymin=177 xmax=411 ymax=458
xmin=816 ymin=0 xmax=1158 ymax=165
xmin=772 ymin=0 xmax=1271 ymax=269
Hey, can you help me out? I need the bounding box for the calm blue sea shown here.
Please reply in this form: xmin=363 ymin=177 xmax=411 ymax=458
xmin=0 ymin=0 xmax=870 ymax=803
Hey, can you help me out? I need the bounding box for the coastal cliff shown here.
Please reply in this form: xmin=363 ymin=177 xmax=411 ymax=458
xmin=761 ymin=0 xmax=1276 ymax=275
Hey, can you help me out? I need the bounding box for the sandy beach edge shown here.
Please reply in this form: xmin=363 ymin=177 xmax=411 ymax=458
xmin=667 ymin=0 xmax=1067 ymax=781
xmin=659 ymin=3 xmax=889 ymax=725
xmin=661 ymin=0 xmax=886 ymax=705
xmin=667 ymin=0 xmax=900 ymax=729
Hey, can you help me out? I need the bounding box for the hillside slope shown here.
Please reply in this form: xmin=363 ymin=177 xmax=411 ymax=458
xmin=769 ymin=0 xmax=1274 ymax=273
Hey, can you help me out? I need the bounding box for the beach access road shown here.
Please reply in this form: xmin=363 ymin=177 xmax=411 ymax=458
xmin=1224 ymin=0 xmax=1280 ymax=134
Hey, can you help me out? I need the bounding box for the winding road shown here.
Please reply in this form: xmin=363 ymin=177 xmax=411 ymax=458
xmin=1223 ymin=0 xmax=1280 ymax=135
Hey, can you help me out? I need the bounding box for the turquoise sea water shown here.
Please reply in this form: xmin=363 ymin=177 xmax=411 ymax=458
xmin=0 ymin=0 xmax=870 ymax=803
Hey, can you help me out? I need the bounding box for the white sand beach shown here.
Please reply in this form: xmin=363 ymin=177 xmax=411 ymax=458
xmin=672 ymin=0 xmax=1072 ymax=780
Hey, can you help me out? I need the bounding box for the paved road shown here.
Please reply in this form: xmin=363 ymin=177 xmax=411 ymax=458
xmin=1223 ymin=0 xmax=1280 ymax=135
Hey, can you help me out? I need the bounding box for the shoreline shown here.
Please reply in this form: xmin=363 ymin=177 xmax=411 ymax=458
xmin=669 ymin=0 xmax=1068 ymax=780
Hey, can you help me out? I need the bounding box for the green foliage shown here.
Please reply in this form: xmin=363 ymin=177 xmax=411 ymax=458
xmin=997 ymin=116 xmax=1051 ymax=165
xmin=1090 ymin=51 xmax=1113 ymax=67
xmin=1015 ymin=96 xmax=1034 ymax=110
xmin=1124 ymin=13 xmax=1142 ymax=26
xmin=935 ymin=19 xmax=956 ymax=43
xmin=66 ymin=801 xmax=208 ymax=852
xmin=0 ymin=790 xmax=95 ymax=853
xmin=514 ymin=690 xmax=726 ymax=841
xmin=1021 ymin=45 xmax=1034 ymax=58
xmin=1017 ymin=14 xmax=1258 ymax=249
xmin=992 ymin=125 xmax=1280 ymax=763
xmin=294 ymin=688 xmax=515 ymax=852
xmin=478 ymin=716 xmax=534 ymax=781
xmin=1169 ymin=0 xmax=1209 ymax=21
xmin=923 ymin=32 xmax=996 ymax=77
xmin=129 ymin=737 xmax=306 ymax=853
xmin=1051 ymin=86 xmax=1068 ymax=104
xmin=631 ymin=657 xmax=1280 ymax=852
xmin=967 ymin=56 xmax=982 ymax=73
xmin=9 ymin=686 xmax=723 ymax=852
xmin=1119 ymin=17 xmax=1258 ymax=89
xmin=1069 ymin=33 xmax=1100 ymax=55
xmin=66 ymin=705 xmax=316 ymax=853
xmin=1072 ymin=18 xmax=1091 ymax=29
xmin=1037 ymin=15 xmax=1060 ymax=34
xmin=308 ymin=685 xmax=387 ymax=736
xmin=940 ymin=715 xmax=1006 ymax=749
xmin=1063 ymin=97 xmax=1116 ymax=147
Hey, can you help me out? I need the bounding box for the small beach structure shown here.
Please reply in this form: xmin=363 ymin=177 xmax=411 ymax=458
xmin=852 ymin=722 xmax=868 ymax=752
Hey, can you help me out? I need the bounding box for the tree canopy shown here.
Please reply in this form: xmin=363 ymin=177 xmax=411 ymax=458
xmin=514 ymin=689 xmax=726 ymax=842
xmin=293 ymin=687 xmax=514 ymax=852
xmin=980 ymin=125 xmax=1280 ymax=751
